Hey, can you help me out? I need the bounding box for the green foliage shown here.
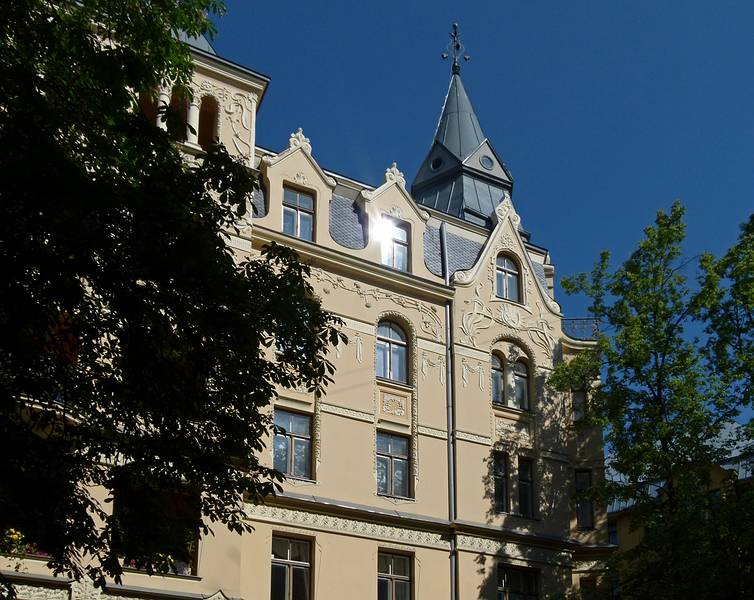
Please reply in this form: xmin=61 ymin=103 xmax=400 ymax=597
xmin=0 ymin=0 xmax=344 ymax=594
xmin=549 ymin=202 xmax=753 ymax=598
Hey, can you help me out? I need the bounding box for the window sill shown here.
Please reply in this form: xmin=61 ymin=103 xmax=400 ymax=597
xmin=283 ymin=475 xmax=317 ymax=485
xmin=492 ymin=403 xmax=532 ymax=417
xmin=377 ymin=493 xmax=415 ymax=503
xmin=376 ymin=377 xmax=413 ymax=393
xmin=121 ymin=567 xmax=201 ymax=581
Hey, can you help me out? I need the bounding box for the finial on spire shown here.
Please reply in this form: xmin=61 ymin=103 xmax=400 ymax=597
xmin=441 ymin=23 xmax=470 ymax=75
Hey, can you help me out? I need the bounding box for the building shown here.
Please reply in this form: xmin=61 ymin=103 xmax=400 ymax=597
xmin=4 ymin=26 xmax=611 ymax=600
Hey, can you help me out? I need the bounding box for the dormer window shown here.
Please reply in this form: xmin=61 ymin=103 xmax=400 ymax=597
xmin=282 ymin=187 xmax=314 ymax=241
xmin=496 ymin=255 xmax=520 ymax=302
xmin=380 ymin=217 xmax=409 ymax=272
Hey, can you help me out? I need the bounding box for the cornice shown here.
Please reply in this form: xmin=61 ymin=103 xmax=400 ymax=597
xmin=251 ymin=227 xmax=454 ymax=303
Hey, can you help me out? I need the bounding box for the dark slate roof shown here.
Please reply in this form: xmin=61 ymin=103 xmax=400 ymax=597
xmin=251 ymin=184 xmax=267 ymax=218
xmin=424 ymin=226 xmax=484 ymax=277
xmin=414 ymin=174 xmax=506 ymax=228
xmin=531 ymin=262 xmax=548 ymax=292
xmin=329 ymin=195 xmax=367 ymax=249
xmin=179 ymin=31 xmax=217 ymax=55
xmin=433 ymin=74 xmax=486 ymax=160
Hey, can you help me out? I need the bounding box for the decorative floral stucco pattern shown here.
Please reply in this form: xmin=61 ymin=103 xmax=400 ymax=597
xmin=312 ymin=269 xmax=442 ymax=340
xmin=246 ymin=504 xmax=450 ymax=550
xmin=420 ymin=352 xmax=445 ymax=385
xmin=456 ymin=535 xmax=572 ymax=566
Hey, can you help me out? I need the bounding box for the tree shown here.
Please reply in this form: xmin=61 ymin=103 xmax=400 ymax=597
xmin=0 ymin=0 xmax=344 ymax=595
xmin=549 ymin=203 xmax=752 ymax=599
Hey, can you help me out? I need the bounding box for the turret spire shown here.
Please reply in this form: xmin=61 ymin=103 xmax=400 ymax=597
xmin=441 ymin=23 xmax=469 ymax=75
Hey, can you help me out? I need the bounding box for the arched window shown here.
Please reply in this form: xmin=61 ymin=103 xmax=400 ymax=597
xmin=376 ymin=321 xmax=407 ymax=383
xmin=198 ymin=95 xmax=219 ymax=151
xmin=168 ymin=89 xmax=189 ymax=142
xmin=491 ymin=354 xmax=505 ymax=406
xmin=512 ymin=361 xmax=529 ymax=410
xmin=495 ymin=255 xmax=520 ymax=302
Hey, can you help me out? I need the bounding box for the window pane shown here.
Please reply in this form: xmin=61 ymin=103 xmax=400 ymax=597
xmin=381 ymin=240 xmax=393 ymax=267
xmin=575 ymin=470 xmax=591 ymax=490
xmin=377 ymin=577 xmax=391 ymax=600
xmin=376 ymin=340 xmax=389 ymax=379
xmin=391 ymin=344 xmax=407 ymax=382
xmin=377 ymin=322 xmax=392 ymax=338
xmin=393 ymin=458 xmax=409 ymax=497
xmin=283 ymin=187 xmax=298 ymax=206
xmin=270 ymin=563 xmax=287 ymax=600
xmin=377 ymin=455 xmax=389 ymax=494
xmin=506 ymin=272 xmax=519 ymax=301
xmin=519 ymin=459 xmax=533 ymax=481
xmin=519 ymin=482 xmax=532 ymax=518
xmin=289 ymin=540 xmax=310 ymax=563
xmin=272 ymin=537 xmax=289 ymax=560
xmin=298 ymin=193 xmax=313 ymax=210
xmin=395 ymin=580 xmax=410 ymax=600
xmin=493 ymin=453 xmax=507 ymax=477
xmin=491 ymin=355 xmax=502 ymax=370
xmin=392 ymin=555 xmax=410 ymax=577
xmin=496 ymin=270 xmax=505 ymax=298
xmin=292 ymin=438 xmax=311 ymax=479
xmin=376 ymin=432 xmax=390 ymax=454
xmin=273 ymin=434 xmax=289 ymax=474
xmin=494 ymin=475 xmax=507 ymax=512
xmin=378 ymin=553 xmax=391 ymax=575
xmin=394 ymin=243 xmax=408 ymax=271
xmin=291 ymin=566 xmax=309 ymax=600
xmin=283 ymin=207 xmax=297 ymax=236
xmin=290 ymin=413 xmax=310 ymax=435
xmin=274 ymin=410 xmax=290 ymax=430
xmin=513 ymin=362 xmax=528 ymax=376
xmin=299 ymin=212 xmax=313 ymax=241
xmin=390 ymin=435 xmax=408 ymax=457
xmin=388 ymin=323 xmax=406 ymax=342
xmin=514 ymin=376 xmax=528 ymax=410
xmin=392 ymin=222 xmax=408 ymax=242
xmin=492 ymin=369 xmax=504 ymax=404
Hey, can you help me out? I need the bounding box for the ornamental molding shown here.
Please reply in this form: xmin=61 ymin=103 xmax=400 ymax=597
xmin=312 ymin=269 xmax=442 ymax=341
xmin=358 ymin=163 xmax=430 ymax=223
xmin=417 ymin=425 xmax=447 ymax=439
xmin=456 ymin=534 xmax=572 ymax=566
xmin=261 ymin=128 xmax=337 ymax=189
xmin=572 ymin=560 xmax=605 ymax=572
xmin=456 ymin=430 xmax=492 ymax=445
xmin=495 ymin=417 xmax=532 ymax=447
xmin=461 ymin=358 xmax=485 ymax=390
xmin=245 ymin=504 xmax=450 ymax=550
xmin=13 ymin=586 xmax=70 ymax=600
xmin=381 ymin=393 xmax=407 ymax=417
xmin=320 ymin=402 xmax=374 ymax=423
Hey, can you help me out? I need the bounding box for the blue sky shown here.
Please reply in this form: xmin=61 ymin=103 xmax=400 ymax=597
xmin=212 ymin=1 xmax=754 ymax=321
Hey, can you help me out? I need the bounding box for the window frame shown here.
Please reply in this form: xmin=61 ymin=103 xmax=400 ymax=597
xmin=493 ymin=451 xmax=509 ymax=513
xmin=575 ymin=469 xmax=595 ymax=530
xmin=380 ymin=216 xmax=410 ymax=272
xmin=282 ymin=186 xmax=315 ymax=242
xmin=273 ymin=409 xmax=313 ymax=481
xmin=518 ymin=457 xmax=535 ymax=519
xmin=495 ymin=254 xmax=521 ymax=303
xmin=270 ymin=535 xmax=312 ymax=600
xmin=377 ymin=551 xmax=412 ymax=600
xmin=512 ymin=360 xmax=530 ymax=411
xmin=496 ymin=564 xmax=539 ymax=600
xmin=491 ymin=354 xmax=505 ymax=407
xmin=376 ymin=321 xmax=409 ymax=384
xmin=376 ymin=431 xmax=412 ymax=499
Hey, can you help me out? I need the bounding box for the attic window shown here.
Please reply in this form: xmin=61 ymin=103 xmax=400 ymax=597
xmin=430 ymin=157 xmax=443 ymax=171
xmin=480 ymin=155 xmax=494 ymax=170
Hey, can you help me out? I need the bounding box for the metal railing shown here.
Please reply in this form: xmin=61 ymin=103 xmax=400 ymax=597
xmin=561 ymin=318 xmax=600 ymax=341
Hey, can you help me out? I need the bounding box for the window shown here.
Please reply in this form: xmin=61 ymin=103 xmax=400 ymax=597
xmin=273 ymin=410 xmax=312 ymax=480
xmin=495 ymin=255 xmax=520 ymax=302
xmin=198 ymin=95 xmax=219 ymax=151
xmin=378 ymin=552 xmax=411 ymax=600
xmin=271 ymin=536 xmax=311 ymax=600
xmin=380 ymin=217 xmax=410 ymax=272
xmin=575 ymin=469 xmax=594 ymax=529
xmin=512 ymin=362 xmax=530 ymax=410
xmin=491 ymin=353 xmax=531 ymax=412
xmin=572 ymin=389 xmax=586 ymax=422
xmin=282 ymin=187 xmax=314 ymax=241
xmin=608 ymin=521 xmax=618 ymax=545
xmin=493 ymin=451 xmax=508 ymax=513
xmin=518 ymin=457 xmax=535 ymax=518
xmin=497 ymin=565 xmax=538 ymax=600
xmin=376 ymin=431 xmax=410 ymax=498
xmin=491 ymin=355 xmax=505 ymax=406
xmin=112 ymin=478 xmax=200 ymax=576
xmin=376 ymin=321 xmax=408 ymax=384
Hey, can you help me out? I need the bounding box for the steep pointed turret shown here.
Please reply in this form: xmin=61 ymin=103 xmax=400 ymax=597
xmin=412 ymin=25 xmax=513 ymax=229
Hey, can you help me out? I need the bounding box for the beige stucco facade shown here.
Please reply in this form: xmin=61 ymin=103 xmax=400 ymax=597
xmin=4 ymin=37 xmax=611 ymax=600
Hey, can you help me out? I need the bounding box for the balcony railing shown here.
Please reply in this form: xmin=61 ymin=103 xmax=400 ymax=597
xmin=561 ymin=318 xmax=600 ymax=341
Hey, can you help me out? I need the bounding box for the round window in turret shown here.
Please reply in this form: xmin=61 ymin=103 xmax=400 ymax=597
xmin=480 ymin=155 xmax=494 ymax=170
xmin=430 ymin=157 xmax=443 ymax=171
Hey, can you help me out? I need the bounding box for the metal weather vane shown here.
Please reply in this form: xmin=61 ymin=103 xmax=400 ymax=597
xmin=441 ymin=23 xmax=470 ymax=75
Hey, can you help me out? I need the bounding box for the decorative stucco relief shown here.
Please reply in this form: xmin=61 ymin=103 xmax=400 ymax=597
xmin=417 ymin=425 xmax=448 ymax=439
xmin=495 ymin=418 xmax=531 ymax=446
xmin=420 ymin=352 xmax=445 ymax=386
xmin=456 ymin=534 xmax=572 ymax=566
xmin=461 ymin=358 xmax=485 ymax=390
xmin=320 ymin=402 xmax=374 ymax=423
xmin=381 ymin=393 xmax=407 ymax=417
xmin=13 ymin=586 xmax=69 ymax=600
xmin=312 ymin=269 xmax=442 ymax=340
xmin=456 ymin=430 xmax=492 ymax=445
xmin=191 ymin=79 xmax=256 ymax=158
xmin=353 ymin=333 xmax=364 ymax=363
xmin=245 ymin=504 xmax=449 ymax=550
